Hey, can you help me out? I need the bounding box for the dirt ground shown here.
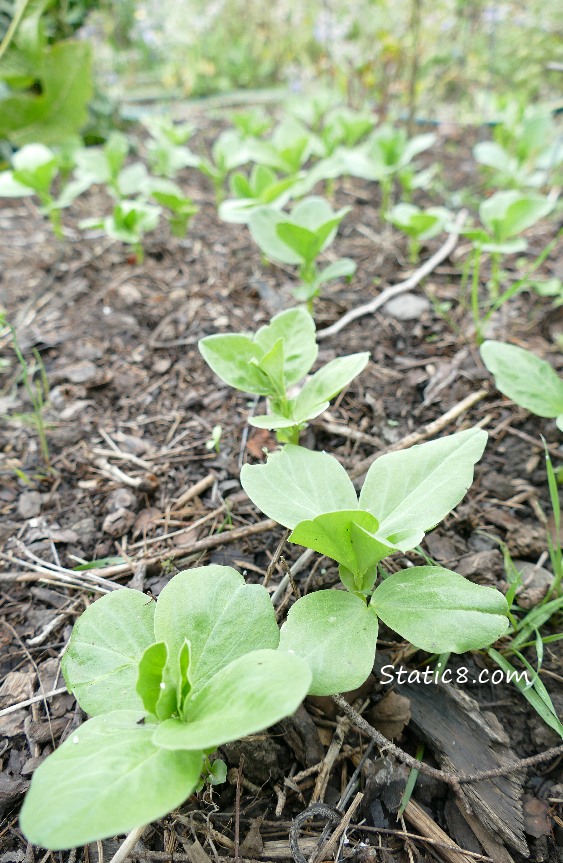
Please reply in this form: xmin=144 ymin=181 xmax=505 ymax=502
xmin=0 ymin=110 xmax=562 ymax=863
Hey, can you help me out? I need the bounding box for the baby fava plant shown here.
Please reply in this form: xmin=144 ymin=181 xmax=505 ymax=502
xmin=387 ymin=203 xmax=450 ymax=264
xmin=20 ymin=566 xmax=312 ymax=849
xmin=218 ymin=164 xmax=297 ymax=224
xmin=248 ymin=197 xmax=356 ymax=308
xmin=0 ymin=143 xmax=81 ymax=238
xmin=480 ymin=341 xmax=563 ymax=432
xmin=241 ymin=431 xmax=510 ymax=695
xmin=199 ymin=307 xmax=369 ymax=444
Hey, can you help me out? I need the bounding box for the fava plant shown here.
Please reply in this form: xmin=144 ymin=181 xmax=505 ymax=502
xmin=386 ymin=203 xmax=450 ymax=263
xmin=196 ymin=129 xmax=253 ymax=200
xmin=319 ymin=107 xmax=376 ymax=156
xmin=81 ymin=200 xmax=161 ymax=263
xmin=247 ymin=119 xmax=318 ymax=177
xmin=20 ymin=566 xmax=312 ymax=849
xmin=481 ymin=341 xmax=563 ymax=432
xmin=460 ymin=191 xmax=554 ymax=339
xmin=0 ymin=143 xmax=81 ymax=238
xmin=199 ymin=307 xmax=369 ymax=444
xmin=143 ymin=117 xmax=197 ymax=178
xmin=348 ymin=126 xmax=436 ymax=214
xmin=241 ymin=431 xmax=510 ymax=694
xmin=218 ymin=164 xmax=297 ymax=224
xmin=248 ymin=197 xmax=356 ymax=308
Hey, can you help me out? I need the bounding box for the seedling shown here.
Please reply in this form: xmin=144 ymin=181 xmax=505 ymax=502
xmin=247 ymin=119 xmax=318 ymax=177
xmin=386 ymin=203 xmax=450 ymax=263
xmin=460 ymin=191 xmax=555 ymax=338
xmin=143 ymin=117 xmax=198 ymax=178
xmin=248 ymin=197 xmax=356 ymax=308
xmin=219 ymin=164 xmax=297 ymax=224
xmin=81 ymin=201 xmax=161 ymax=263
xmin=149 ymin=180 xmax=199 ymax=237
xmin=348 ymin=126 xmax=436 ymax=214
xmin=230 ymin=107 xmax=272 ymax=139
xmin=20 ymin=565 xmax=312 ymax=849
xmin=199 ymin=307 xmax=369 ymax=444
xmin=480 ymin=341 xmax=563 ymax=431
xmin=0 ymin=143 xmax=81 ymax=238
xmin=474 ymin=104 xmax=563 ymax=190
xmin=319 ymin=107 xmax=375 ymax=156
xmin=196 ymin=129 xmax=253 ymax=200
xmin=205 ymin=424 xmax=222 ymax=452
xmin=241 ymin=431 xmax=510 ymax=695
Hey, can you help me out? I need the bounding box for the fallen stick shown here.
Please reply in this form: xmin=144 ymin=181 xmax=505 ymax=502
xmin=317 ymin=210 xmax=467 ymax=341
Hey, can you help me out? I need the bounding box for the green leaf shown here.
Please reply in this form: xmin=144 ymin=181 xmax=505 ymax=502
xmin=136 ymin=641 xmax=168 ymax=717
xmin=480 ymin=341 xmax=563 ymax=420
xmin=241 ymin=445 xmax=358 ymax=529
xmin=152 ymin=649 xmax=311 ymax=750
xmin=289 ymin=510 xmax=392 ymax=588
xmin=371 ymin=566 xmax=509 ymax=652
xmin=19 ymin=711 xmax=203 ymax=849
xmin=479 ymin=191 xmax=553 ymax=241
xmin=254 ymin=308 xmax=317 ymax=386
xmin=293 ymin=353 xmax=369 ymax=422
xmin=249 ymin=207 xmax=303 ymax=264
xmin=198 ymin=333 xmax=271 ymax=394
xmin=0 ymin=40 xmax=93 ymax=146
xmin=260 ymin=337 xmax=287 ymax=398
xmin=279 ymin=590 xmax=378 ymax=695
xmin=313 ymin=257 xmax=357 ymax=288
xmin=153 ymin=566 xmax=280 ymax=696
xmin=359 ymin=428 xmax=487 ymax=546
xmin=62 ymin=588 xmax=156 ymax=716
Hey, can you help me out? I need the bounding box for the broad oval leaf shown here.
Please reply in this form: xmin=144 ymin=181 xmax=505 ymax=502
xmin=371 ymin=566 xmax=509 ymax=653
xmin=359 ymin=428 xmax=487 ymax=545
xmin=61 ymin=588 xmax=156 ymax=716
xmin=479 ymin=191 xmax=553 ymax=241
xmin=480 ymin=341 xmax=563 ymax=420
xmin=136 ymin=641 xmax=168 ymax=716
xmin=293 ymin=353 xmax=370 ymax=422
xmin=241 ymin=444 xmax=358 ymax=529
xmin=152 ymin=649 xmax=311 ymax=750
xmin=19 ymin=710 xmax=203 ymax=850
xmin=153 ymin=566 xmax=279 ymax=696
xmin=249 ymin=207 xmax=303 ymax=264
xmin=279 ymin=590 xmax=379 ymax=695
xmin=198 ymin=333 xmax=271 ymax=394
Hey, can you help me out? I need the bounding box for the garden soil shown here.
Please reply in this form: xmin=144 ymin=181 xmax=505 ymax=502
xmin=0 ymin=112 xmax=562 ymax=863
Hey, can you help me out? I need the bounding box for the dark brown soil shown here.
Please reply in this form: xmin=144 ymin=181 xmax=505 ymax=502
xmin=0 ymin=110 xmax=562 ymax=863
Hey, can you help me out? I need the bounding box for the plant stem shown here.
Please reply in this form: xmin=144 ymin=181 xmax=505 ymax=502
xmin=470 ymin=247 xmax=483 ymax=343
xmin=489 ymin=252 xmax=501 ymax=299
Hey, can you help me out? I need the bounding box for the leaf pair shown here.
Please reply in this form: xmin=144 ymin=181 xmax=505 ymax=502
xmin=199 ymin=307 xmax=369 ymax=440
xmin=21 ymin=566 xmax=311 ymax=849
xmin=241 ymin=431 xmax=509 ymax=693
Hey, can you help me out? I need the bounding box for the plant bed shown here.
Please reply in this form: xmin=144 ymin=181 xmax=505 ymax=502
xmin=0 ymin=108 xmax=562 ymax=862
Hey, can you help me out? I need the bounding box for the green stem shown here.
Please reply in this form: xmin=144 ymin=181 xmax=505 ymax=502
xmin=489 ymin=252 xmax=501 ymax=300
xmin=408 ymin=237 xmax=420 ymax=265
xmin=471 ymin=247 xmax=483 ymax=343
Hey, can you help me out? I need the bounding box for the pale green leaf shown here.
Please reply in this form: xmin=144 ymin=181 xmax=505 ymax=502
xmin=241 ymin=445 xmax=358 ymax=528
xmin=19 ymin=711 xmax=203 ymax=849
xmin=371 ymin=566 xmax=509 ymax=653
xmin=153 ymin=566 xmax=279 ymax=696
xmin=254 ymin=307 xmax=317 ymax=386
xmin=480 ymin=341 xmax=563 ymax=419
xmin=279 ymin=590 xmax=378 ymax=695
xmin=359 ymin=428 xmax=487 ymax=544
xmin=293 ymin=353 xmax=369 ymax=422
xmin=61 ymin=588 xmax=156 ymax=715
xmin=198 ymin=334 xmax=271 ymax=394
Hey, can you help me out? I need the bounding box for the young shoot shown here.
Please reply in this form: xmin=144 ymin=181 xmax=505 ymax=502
xmin=20 ymin=566 xmax=312 ymax=849
xmin=461 ymin=190 xmax=554 ymax=335
xmin=247 ymin=119 xmax=319 ymax=177
xmin=218 ymin=164 xmax=297 ymax=224
xmin=248 ymin=196 xmax=356 ymax=308
xmin=80 ymin=201 xmax=161 ymax=263
xmin=241 ymin=431 xmax=509 ymax=695
xmin=198 ymin=307 xmax=369 ymax=444
xmin=387 ymin=203 xmax=450 ymax=263
xmin=143 ymin=116 xmax=198 ymax=178
xmin=0 ymin=143 xmax=81 ymax=238
xmin=480 ymin=341 xmax=563 ymax=432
